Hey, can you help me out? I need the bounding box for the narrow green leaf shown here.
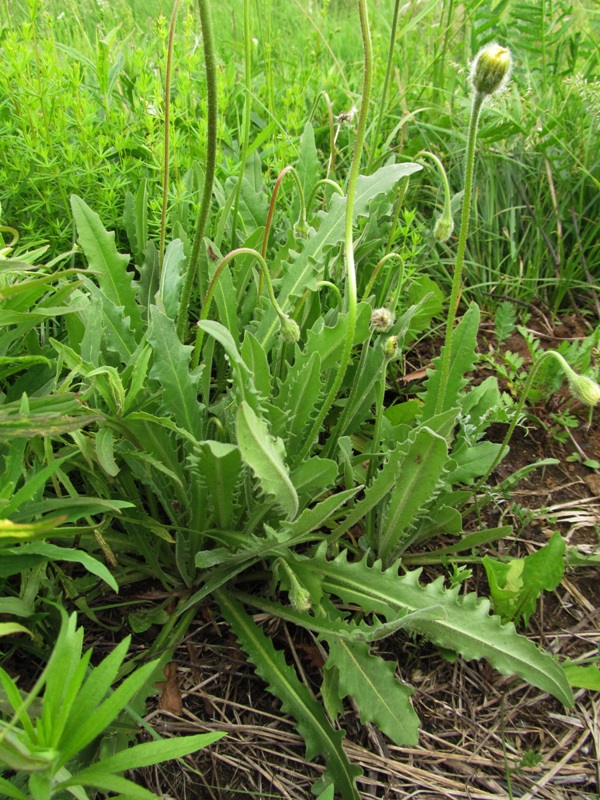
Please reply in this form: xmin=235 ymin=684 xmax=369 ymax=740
xmin=215 ymin=591 xmax=361 ymax=800
xmin=1 ymin=457 xmax=71 ymax=517
xmin=420 ymin=302 xmax=480 ymax=418
xmin=272 ymin=349 xmax=322 ymax=454
xmin=59 ymin=772 xmax=157 ymax=800
xmin=194 ymin=441 xmax=242 ymax=530
xmin=96 ymin=427 xmax=120 ymax=477
xmin=0 ymin=622 xmax=32 ymax=638
xmin=0 ymin=516 xmax=68 ymax=543
xmin=378 ymin=427 xmax=448 ymax=563
xmin=241 ymin=331 xmax=272 ymax=401
xmin=0 ymin=776 xmax=29 ymax=800
xmin=58 ymin=638 xmax=131 ymax=764
xmin=59 ymin=661 xmax=158 ymax=763
xmin=157 ymin=238 xmax=185 ymax=319
xmin=297 ymin=122 xmax=319 ymax=206
xmin=72 ymin=732 xmax=224 ymax=775
xmin=7 ymin=544 xmax=118 ymax=592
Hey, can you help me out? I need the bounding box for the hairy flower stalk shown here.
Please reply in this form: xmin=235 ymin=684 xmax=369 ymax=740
xmin=192 ymin=248 xmax=297 ymax=367
xmin=293 ymin=0 xmax=373 ymax=468
xmin=177 ymin=0 xmax=218 ymax=341
xmin=436 ymin=43 xmax=512 ymax=414
xmin=419 ymin=151 xmax=454 ymax=243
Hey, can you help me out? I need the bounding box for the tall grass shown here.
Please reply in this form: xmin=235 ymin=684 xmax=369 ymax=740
xmin=1 ymin=0 xmax=598 ymax=310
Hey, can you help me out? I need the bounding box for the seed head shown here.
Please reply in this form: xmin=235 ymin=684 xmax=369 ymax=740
xmin=470 ymin=43 xmax=512 ymax=97
xmin=371 ymin=307 xmax=394 ymax=333
xmin=568 ymin=373 xmax=600 ymax=406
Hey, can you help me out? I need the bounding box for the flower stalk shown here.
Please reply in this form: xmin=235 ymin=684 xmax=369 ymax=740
xmin=436 ymin=43 xmax=512 ymax=414
xmin=293 ymin=0 xmax=373 ymax=468
xmin=177 ymin=0 xmax=218 ymax=341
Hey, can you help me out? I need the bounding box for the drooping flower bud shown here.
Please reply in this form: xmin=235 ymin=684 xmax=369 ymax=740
xmin=568 ymin=374 xmax=600 ymax=406
xmin=383 ymin=335 xmax=399 ymax=360
xmin=470 ymin=43 xmax=512 ymax=97
xmin=371 ymin=307 xmax=394 ymax=333
xmin=279 ymin=314 xmax=301 ymax=344
xmin=433 ymin=210 xmax=454 ymax=243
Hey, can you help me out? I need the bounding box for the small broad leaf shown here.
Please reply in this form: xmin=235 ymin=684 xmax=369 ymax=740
xmin=483 ymin=532 xmax=565 ymax=626
xmin=420 ymin=302 xmax=480 ymax=418
xmin=148 ymin=307 xmax=204 ymax=439
xmin=236 ymin=401 xmax=298 ymax=520
xmin=323 ymin=638 xmax=419 ymax=746
xmin=71 ymin=195 xmax=143 ymax=335
xmin=564 ymin=664 xmax=600 ymax=690
xmin=448 ymin=441 xmax=503 ymax=484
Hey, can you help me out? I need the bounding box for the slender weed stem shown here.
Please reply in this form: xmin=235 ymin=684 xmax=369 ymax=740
xmin=192 ymin=247 xmax=290 ymax=368
xmin=369 ymin=0 xmax=401 ymax=170
xmin=230 ymin=0 xmax=252 ymax=252
xmin=159 ymin=0 xmax=181 ymax=271
xmin=262 ymin=166 xmax=307 ymax=261
xmin=294 ymin=0 xmax=373 ymax=468
xmin=177 ymin=0 xmax=218 ymax=341
xmin=435 ymin=91 xmax=484 ymax=414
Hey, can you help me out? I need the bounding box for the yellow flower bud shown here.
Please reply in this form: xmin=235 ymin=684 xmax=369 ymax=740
xmin=470 ymin=43 xmax=512 ymax=97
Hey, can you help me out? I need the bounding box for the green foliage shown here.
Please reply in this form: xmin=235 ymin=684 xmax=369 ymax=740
xmin=1 ymin=1 xmax=593 ymax=796
xmin=483 ymin=532 xmax=566 ymax=627
xmin=0 ymin=609 xmax=224 ymax=799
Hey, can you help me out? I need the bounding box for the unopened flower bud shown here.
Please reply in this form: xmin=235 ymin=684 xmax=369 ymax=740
xmin=470 ymin=43 xmax=512 ymax=97
xmin=433 ymin=210 xmax=454 ymax=242
xmin=289 ymin=578 xmax=311 ymax=613
xmin=279 ymin=314 xmax=300 ymax=344
xmin=371 ymin=307 xmax=394 ymax=332
xmin=384 ymin=335 xmax=399 ymax=360
xmin=568 ymin=374 xmax=600 ymax=406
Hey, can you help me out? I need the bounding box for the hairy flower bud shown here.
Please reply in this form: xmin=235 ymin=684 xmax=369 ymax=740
xmin=383 ymin=335 xmax=399 ymax=360
xmin=279 ymin=314 xmax=300 ymax=344
xmin=568 ymin=374 xmax=600 ymax=406
xmin=433 ymin=210 xmax=454 ymax=243
xmin=371 ymin=307 xmax=394 ymax=332
xmin=470 ymin=43 xmax=512 ymax=97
